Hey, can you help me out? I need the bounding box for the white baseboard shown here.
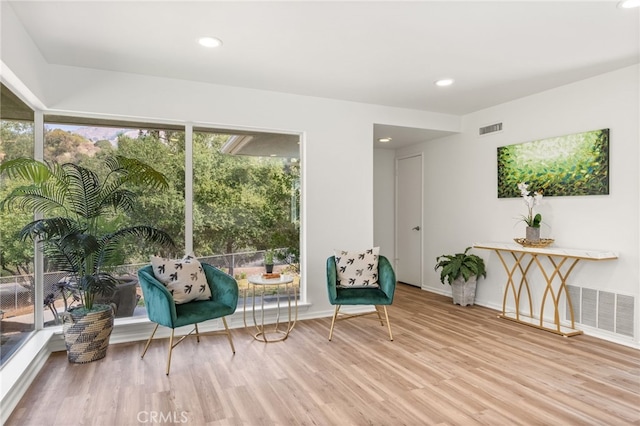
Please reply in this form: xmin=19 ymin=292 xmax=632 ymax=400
xmin=0 ymin=330 xmax=55 ymax=425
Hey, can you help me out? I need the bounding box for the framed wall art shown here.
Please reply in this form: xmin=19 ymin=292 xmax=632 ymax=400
xmin=497 ymin=128 xmax=609 ymax=198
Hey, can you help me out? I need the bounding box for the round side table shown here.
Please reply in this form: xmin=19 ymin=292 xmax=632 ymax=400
xmin=243 ymin=274 xmax=297 ymax=342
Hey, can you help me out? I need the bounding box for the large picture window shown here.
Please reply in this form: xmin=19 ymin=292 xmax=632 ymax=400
xmin=40 ymin=119 xmax=186 ymax=325
xmin=0 ymin=84 xmax=35 ymax=365
xmin=2 ymin=116 xmax=302 ymax=334
xmin=192 ymin=129 xmax=300 ymax=285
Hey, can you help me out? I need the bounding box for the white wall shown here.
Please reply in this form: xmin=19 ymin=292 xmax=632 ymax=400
xmin=389 ymin=65 xmax=640 ymax=346
xmin=373 ymin=149 xmax=396 ymax=259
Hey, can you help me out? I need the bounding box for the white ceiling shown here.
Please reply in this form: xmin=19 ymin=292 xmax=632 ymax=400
xmin=5 ymin=1 xmax=640 ymax=150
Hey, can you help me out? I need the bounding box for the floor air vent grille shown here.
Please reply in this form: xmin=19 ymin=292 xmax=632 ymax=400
xmin=566 ymin=285 xmax=635 ymax=337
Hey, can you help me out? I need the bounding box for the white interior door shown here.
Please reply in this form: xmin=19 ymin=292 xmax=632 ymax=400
xmin=395 ymin=154 xmax=423 ymax=287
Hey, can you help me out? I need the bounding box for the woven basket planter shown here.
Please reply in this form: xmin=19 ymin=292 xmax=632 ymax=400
xmin=63 ymin=304 xmax=115 ymax=363
xmin=451 ymin=276 xmax=477 ymax=306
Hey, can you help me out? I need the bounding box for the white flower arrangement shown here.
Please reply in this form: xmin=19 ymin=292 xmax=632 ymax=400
xmin=518 ymin=182 xmax=543 ymax=228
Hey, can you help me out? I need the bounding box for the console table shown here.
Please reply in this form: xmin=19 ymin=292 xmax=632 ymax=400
xmin=473 ymin=242 xmax=618 ymax=337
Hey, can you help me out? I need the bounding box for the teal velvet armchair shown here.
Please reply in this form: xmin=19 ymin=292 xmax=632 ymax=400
xmin=138 ymin=263 xmax=238 ymax=374
xmin=326 ymin=255 xmax=396 ymax=341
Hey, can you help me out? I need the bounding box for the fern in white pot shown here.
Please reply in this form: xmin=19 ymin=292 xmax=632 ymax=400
xmin=434 ymin=247 xmax=486 ymax=306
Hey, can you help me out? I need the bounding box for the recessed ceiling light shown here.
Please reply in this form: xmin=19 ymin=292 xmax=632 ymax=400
xmin=617 ymin=0 xmax=640 ymax=8
xmin=198 ymin=36 xmax=223 ymax=48
xmin=378 ymin=137 xmax=392 ymax=143
xmin=618 ymin=0 xmax=640 ymax=7
xmin=435 ymin=78 xmax=455 ymax=87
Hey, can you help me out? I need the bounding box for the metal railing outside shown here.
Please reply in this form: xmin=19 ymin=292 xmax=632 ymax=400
xmin=0 ymin=249 xmax=297 ymax=321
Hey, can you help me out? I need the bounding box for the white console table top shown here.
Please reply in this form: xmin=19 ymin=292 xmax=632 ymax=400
xmin=473 ymin=242 xmax=618 ymax=260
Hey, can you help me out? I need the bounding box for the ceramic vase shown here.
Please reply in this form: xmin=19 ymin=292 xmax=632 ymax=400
xmin=526 ymin=226 xmax=541 ymax=242
xmin=451 ymin=275 xmax=477 ymax=306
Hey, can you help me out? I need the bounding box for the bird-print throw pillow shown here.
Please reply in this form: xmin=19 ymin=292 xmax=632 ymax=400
xmin=333 ymin=247 xmax=380 ymax=288
xmin=150 ymin=253 xmax=212 ymax=304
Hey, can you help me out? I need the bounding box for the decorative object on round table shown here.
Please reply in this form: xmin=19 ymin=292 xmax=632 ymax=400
xmin=264 ymin=249 xmax=275 ymax=273
xmin=514 ymin=238 xmax=555 ymax=248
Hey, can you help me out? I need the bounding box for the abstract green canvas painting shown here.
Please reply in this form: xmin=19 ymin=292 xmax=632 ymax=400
xmin=497 ymin=128 xmax=609 ymax=198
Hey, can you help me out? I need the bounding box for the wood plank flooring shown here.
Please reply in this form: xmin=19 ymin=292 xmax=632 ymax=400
xmin=7 ymin=284 xmax=640 ymax=425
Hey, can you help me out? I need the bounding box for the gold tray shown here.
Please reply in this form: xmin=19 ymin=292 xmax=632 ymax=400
xmin=514 ymin=238 xmax=555 ymax=248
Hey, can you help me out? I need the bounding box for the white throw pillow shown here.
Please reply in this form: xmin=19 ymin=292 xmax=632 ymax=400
xmin=150 ymin=253 xmax=212 ymax=304
xmin=333 ymin=247 xmax=380 ymax=288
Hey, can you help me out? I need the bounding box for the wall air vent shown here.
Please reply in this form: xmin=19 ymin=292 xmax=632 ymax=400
xmin=479 ymin=122 xmax=503 ymax=136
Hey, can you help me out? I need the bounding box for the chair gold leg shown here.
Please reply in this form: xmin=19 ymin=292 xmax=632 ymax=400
xmin=329 ymin=305 xmax=340 ymax=341
xmin=222 ymin=317 xmax=235 ymax=354
xmin=382 ymin=306 xmax=393 ymax=341
xmin=141 ymin=323 xmax=159 ymax=359
xmin=194 ymin=323 xmax=200 ymax=343
xmin=374 ymin=306 xmax=385 ymax=326
xmin=166 ymin=329 xmax=175 ymax=376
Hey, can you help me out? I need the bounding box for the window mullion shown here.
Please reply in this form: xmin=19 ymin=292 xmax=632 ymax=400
xmin=185 ymin=123 xmax=193 ymax=254
xmin=33 ymin=110 xmax=44 ymax=329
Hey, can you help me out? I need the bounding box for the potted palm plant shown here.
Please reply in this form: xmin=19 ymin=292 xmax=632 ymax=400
xmin=0 ymin=156 xmax=175 ymax=363
xmin=434 ymin=247 xmax=486 ymax=306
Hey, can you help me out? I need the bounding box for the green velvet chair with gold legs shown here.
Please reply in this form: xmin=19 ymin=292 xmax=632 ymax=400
xmin=138 ymin=263 xmax=238 ymax=375
xmin=326 ymin=255 xmax=396 ymax=341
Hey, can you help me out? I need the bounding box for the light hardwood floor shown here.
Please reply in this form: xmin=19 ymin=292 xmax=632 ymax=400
xmin=7 ymin=284 xmax=640 ymax=426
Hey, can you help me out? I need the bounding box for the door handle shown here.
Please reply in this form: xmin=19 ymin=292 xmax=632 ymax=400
xmin=412 ymin=226 xmax=420 ymax=231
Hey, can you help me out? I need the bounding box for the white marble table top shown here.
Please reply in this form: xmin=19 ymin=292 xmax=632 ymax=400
xmin=247 ymin=274 xmax=294 ymax=285
xmin=473 ymin=242 xmax=618 ymax=260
